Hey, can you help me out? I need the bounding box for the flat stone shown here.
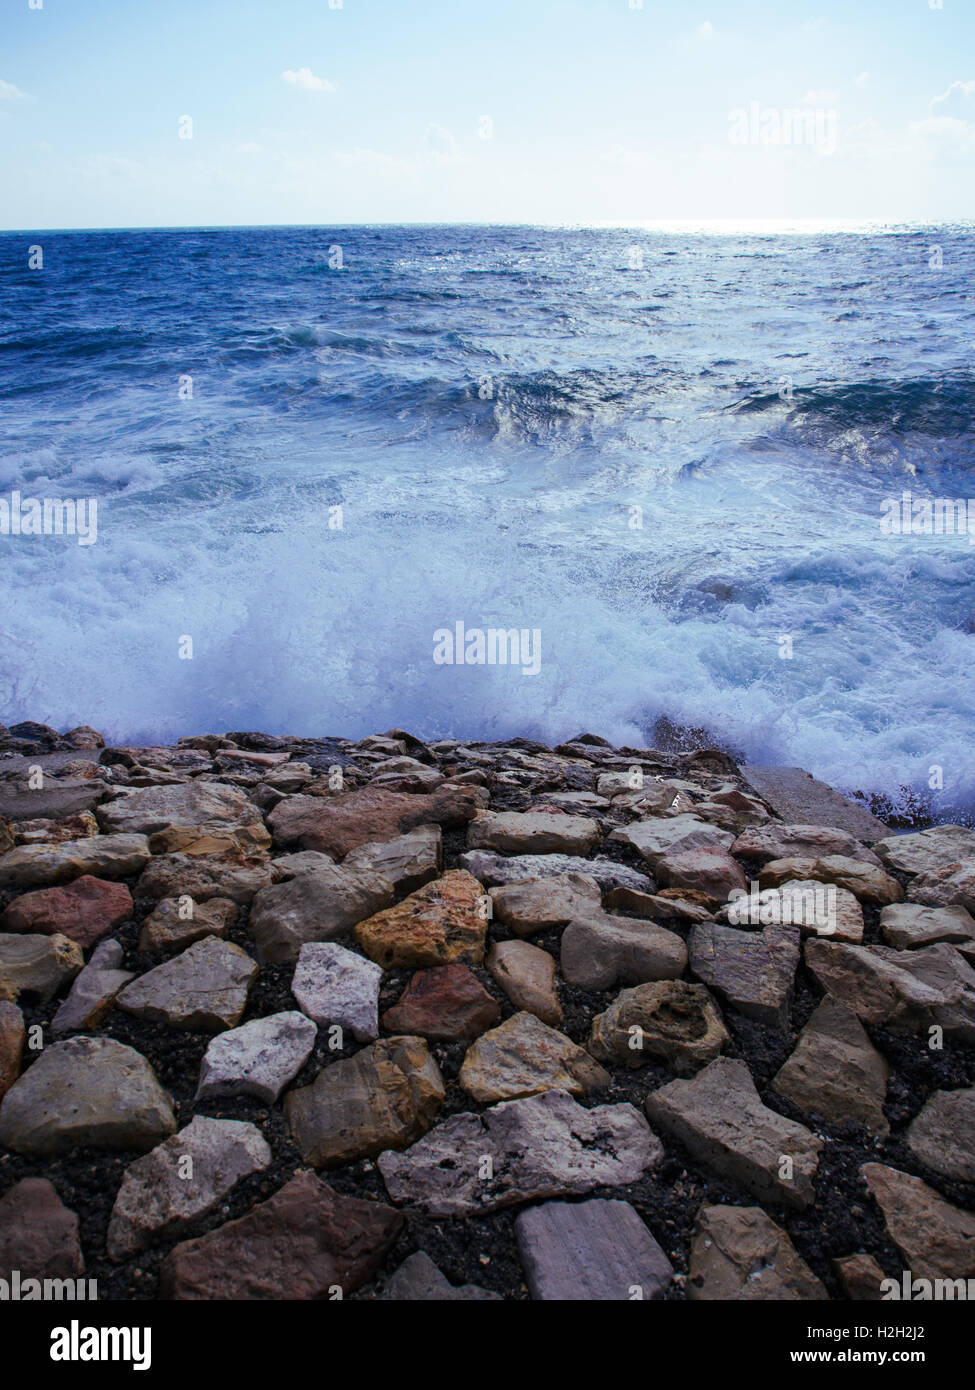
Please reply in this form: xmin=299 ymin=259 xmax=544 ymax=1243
xmin=515 ymin=1198 xmax=673 ymax=1301
xmin=833 ymin=1253 xmax=888 ymax=1301
xmin=486 ymin=940 xmax=561 ymax=1024
xmin=860 ymin=1162 xmax=975 ymax=1282
xmin=159 ymin=1170 xmax=404 ymax=1299
xmin=0 ymin=1036 xmax=175 ymax=1154
xmin=561 ymin=913 xmax=687 ymax=991
xmin=689 ymin=922 xmax=800 ymax=1028
xmin=880 ymin=902 xmax=975 ymax=951
xmin=688 ymin=1204 xmax=827 ymax=1300
xmin=267 ymin=784 xmax=481 ymax=856
xmin=467 ymin=810 xmax=600 ymax=856
xmin=0 ymin=1000 xmax=25 ymax=1100
xmin=0 ymin=1178 xmax=83 ymax=1281
xmin=740 ymin=766 xmax=889 ymax=842
xmin=760 ymin=855 xmax=903 ymax=906
xmin=380 ymin=1251 xmax=501 ymax=1301
xmin=909 ymin=861 xmax=975 ymax=915
xmin=106 ymin=1116 xmax=272 ymax=1259
xmin=380 ymin=964 xmax=500 ymax=1041
xmin=116 ymin=937 xmax=258 ymax=1032
xmin=354 ymin=870 xmax=488 ymax=968
xmin=284 ymin=1035 xmax=445 ymax=1167
xmin=876 ymin=824 xmax=975 ymax=876
xmin=196 ymin=1011 xmax=317 ymax=1105
xmin=724 ymin=879 xmax=864 ymax=943
xmin=138 ymin=896 xmax=237 ymax=953
xmin=489 ymin=873 xmax=601 ymax=935
xmin=609 ymin=815 xmax=734 ymax=867
xmin=604 ymin=885 xmax=713 ymax=925
xmin=772 ymin=997 xmax=890 ymax=1137
xmin=804 ymin=939 xmax=975 ymax=1040
xmin=95 ymin=781 xmax=258 ymax=837
xmin=905 ymin=1088 xmax=975 ymax=1183
xmin=645 ymin=1057 xmax=823 ymax=1209
xmin=136 ymin=853 xmax=274 ymax=905
xmin=378 ymin=1089 xmax=662 ymax=1216
xmin=654 ymin=847 xmax=746 ymax=903
xmin=458 ymin=1012 xmax=610 ymax=1103
xmin=588 ymin=980 xmax=729 ymax=1076
xmin=732 ymin=822 xmax=880 ymax=866
xmin=344 ymin=825 xmax=442 ymax=893
xmin=249 ymin=866 xmax=394 ymax=965
xmin=0 ymin=932 xmax=84 ymax=1003
xmin=459 ymin=850 xmax=652 ymax=894
xmin=0 ymin=834 xmax=151 ymax=889
xmin=0 ymin=777 xmax=107 ymax=823
xmin=0 ymin=875 xmax=132 ymax=951
xmin=51 ymin=940 xmax=135 ymax=1035
xmin=291 ymin=942 xmax=383 ymax=1041
xmin=271 ymin=850 xmax=337 ymax=876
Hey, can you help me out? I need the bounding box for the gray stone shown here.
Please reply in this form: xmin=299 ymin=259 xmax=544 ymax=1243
xmin=772 ymin=997 xmax=890 ymax=1137
xmin=291 ymin=941 xmax=383 ymax=1041
xmin=0 ymin=834 xmax=151 ymax=889
xmin=905 ymin=1088 xmax=975 ymax=1183
xmin=467 ymin=810 xmax=600 ymax=856
xmin=0 ymin=1177 xmax=84 ymax=1281
xmin=107 ymin=1115 xmax=271 ymax=1259
xmin=909 ymin=862 xmax=975 ymax=915
xmin=380 ymin=1251 xmax=501 ymax=1301
xmin=249 ymin=865 xmax=394 ymax=964
xmin=645 ymin=1057 xmax=823 ymax=1210
xmin=689 ymin=921 xmax=800 ymax=1028
xmin=688 ymin=1204 xmax=827 ymax=1300
xmin=880 ymin=903 xmax=975 ymax=951
xmin=344 ymin=825 xmax=442 ymax=893
xmin=96 ymin=781 xmax=259 ymax=837
xmin=378 ymin=1089 xmax=662 ymax=1216
xmin=52 ymin=940 xmax=135 ymax=1034
xmin=875 ymin=824 xmax=975 ymax=876
xmin=458 ymin=850 xmax=651 ymax=894
xmin=731 ymin=822 xmax=880 ymax=866
xmin=196 ymin=1010 xmax=317 ymax=1105
xmin=515 ymin=1198 xmax=673 ymax=1301
xmin=136 ymin=853 xmax=274 ymax=905
xmin=860 ymin=1163 xmax=975 ymax=1283
xmin=489 ymin=873 xmax=602 ymax=935
xmin=138 ymin=896 xmax=237 ymax=953
xmin=804 ymin=939 xmax=975 ymax=1041
xmin=740 ymin=766 xmax=889 ymax=842
xmin=0 ymin=777 xmax=107 ymax=823
xmin=0 ymin=1036 xmax=175 ymax=1154
xmin=609 ymin=815 xmax=734 ymax=867
xmin=0 ymin=932 xmax=84 ymax=1004
xmin=561 ymin=913 xmax=687 ymax=991
xmin=486 ymin=939 xmax=561 ymax=1025
xmin=116 ymin=937 xmax=258 ymax=1032
xmin=760 ymin=855 xmax=903 ymax=906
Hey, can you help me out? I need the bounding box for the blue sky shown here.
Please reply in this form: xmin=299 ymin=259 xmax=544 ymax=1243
xmin=0 ymin=0 xmax=972 ymax=228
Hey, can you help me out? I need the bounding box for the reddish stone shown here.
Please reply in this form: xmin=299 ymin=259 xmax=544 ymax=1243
xmin=268 ymin=784 xmax=481 ymax=857
xmin=655 ymin=847 xmax=747 ymax=905
xmin=0 ymin=1000 xmax=26 ymax=1100
xmin=382 ymin=964 xmax=501 ymax=1042
xmin=0 ymin=875 xmax=133 ymax=948
xmin=63 ymin=726 xmax=105 ymax=750
xmin=0 ymin=1178 xmax=84 ymax=1280
xmin=159 ymin=1170 xmax=403 ymax=1300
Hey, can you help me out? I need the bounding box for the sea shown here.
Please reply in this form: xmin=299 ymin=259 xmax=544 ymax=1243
xmin=1 ymin=223 xmax=974 ymax=818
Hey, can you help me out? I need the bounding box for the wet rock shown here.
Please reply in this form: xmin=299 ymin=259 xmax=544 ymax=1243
xmin=378 ymin=1089 xmax=662 ymax=1216
xmin=609 ymin=815 xmax=734 ymax=867
xmin=771 ymin=997 xmax=890 ymax=1137
xmin=380 ymin=964 xmax=500 ymax=1042
xmin=489 ymin=873 xmax=601 ymax=935
xmin=654 ymin=847 xmax=746 ymax=904
xmin=688 ymin=921 xmax=799 ymax=1028
xmin=0 ymin=875 xmax=132 ymax=949
xmin=860 ymin=1163 xmax=975 ymax=1282
xmin=0 ymin=1000 xmax=26 ymax=1100
xmin=805 ymin=939 xmax=975 ymax=1040
xmin=833 ymin=1253 xmax=887 ymax=1300
xmin=760 ymin=855 xmax=903 ymax=906
xmin=107 ymin=1115 xmax=272 ymax=1259
xmin=458 ymin=1012 xmax=610 ymax=1103
xmin=291 ymin=941 xmax=383 ymax=1041
xmin=588 ymin=980 xmax=729 ymax=1076
xmin=267 ymin=783 xmax=481 ymax=856
xmin=645 ymin=1057 xmax=823 ymax=1210
xmin=343 ymin=825 xmax=442 ymax=893
xmin=905 ymin=1087 xmax=975 ymax=1183
xmin=0 ymin=1178 xmax=84 ymax=1280
xmin=732 ymin=823 xmax=880 ymax=866
xmin=354 ymin=870 xmax=488 ymax=968
xmin=380 ymin=1251 xmax=501 ymax=1301
xmin=159 ymin=1170 xmax=404 ymax=1299
xmin=249 ymin=866 xmax=394 ymax=965
xmin=467 ymin=810 xmax=599 ymax=856
xmin=875 ymin=824 xmax=975 ymax=876
xmin=116 ymin=937 xmax=258 ymax=1032
xmin=486 ymin=940 xmax=561 ymax=1025
xmin=0 ymin=932 xmax=84 ymax=1003
xmin=138 ymin=895 xmax=237 ymax=953
xmin=51 ymin=940 xmax=135 ymax=1034
xmin=95 ymin=780 xmax=258 ymax=837
xmin=561 ymin=913 xmax=686 ymax=991
xmin=136 ymin=853 xmax=274 ymax=905
xmin=0 ymin=834 xmax=150 ymax=889
xmin=688 ymin=1205 xmax=827 ymax=1300
xmin=515 ymin=1198 xmax=673 ymax=1301
xmin=880 ymin=902 xmax=975 ymax=951
xmin=0 ymin=1036 xmax=175 ymax=1154
xmin=460 ymin=850 xmax=652 ymax=894
xmin=284 ymin=1035 xmax=445 ymax=1167
xmin=196 ymin=1011 xmax=317 ymax=1105
xmin=909 ymin=862 xmax=975 ymax=915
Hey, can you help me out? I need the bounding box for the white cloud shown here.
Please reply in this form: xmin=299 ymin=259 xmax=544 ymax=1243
xmin=696 ymin=21 xmax=715 ymax=39
xmin=281 ymin=68 xmax=335 ymax=93
xmin=0 ymin=78 xmax=27 ymax=101
xmin=930 ymin=80 xmax=975 ymax=118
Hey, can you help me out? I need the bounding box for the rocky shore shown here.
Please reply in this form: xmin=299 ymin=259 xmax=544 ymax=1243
xmin=0 ymin=720 xmax=973 ymax=1301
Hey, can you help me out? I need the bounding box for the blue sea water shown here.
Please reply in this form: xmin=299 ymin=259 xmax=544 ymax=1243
xmin=1 ymin=224 xmax=974 ymax=814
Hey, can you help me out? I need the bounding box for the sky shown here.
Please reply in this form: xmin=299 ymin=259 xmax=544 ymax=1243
xmin=0 ymin=0 xmax=972 ymax=229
